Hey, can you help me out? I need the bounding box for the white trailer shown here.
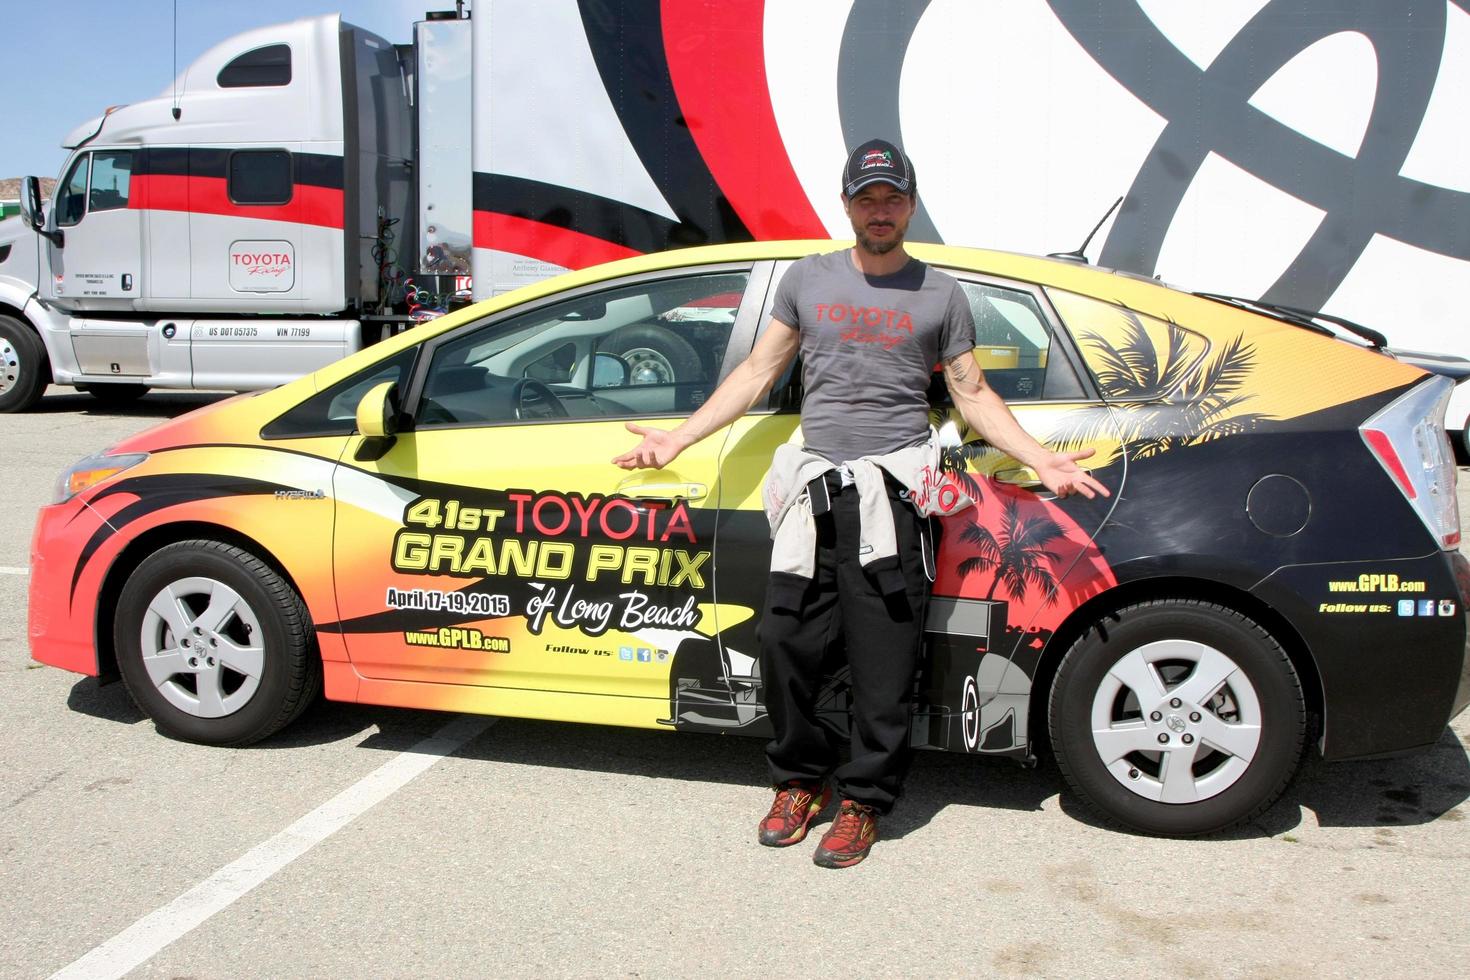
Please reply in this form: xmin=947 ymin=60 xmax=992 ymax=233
xmin=2 ymin=2 xmax=1467 ymax=431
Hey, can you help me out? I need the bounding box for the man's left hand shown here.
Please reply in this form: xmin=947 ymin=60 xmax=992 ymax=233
xmin=1034 ymin=448 xmax=1111 ymax=500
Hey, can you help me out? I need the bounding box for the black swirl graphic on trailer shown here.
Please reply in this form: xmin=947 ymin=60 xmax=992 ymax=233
xmin=472 ymin=174 xmax=681 ymax=256
xmin=1047 ymin=0 xmax=1470 ymax=311
xmin=576 ymin=0 xmax=752 ymax=249
xmin=835 ymin=0 xmax=941 ymax=243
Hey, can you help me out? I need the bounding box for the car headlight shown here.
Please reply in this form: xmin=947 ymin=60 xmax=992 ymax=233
xmin=53 ymin=452 xmax=149 ymax=504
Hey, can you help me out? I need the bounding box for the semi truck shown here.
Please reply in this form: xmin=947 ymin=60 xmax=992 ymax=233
xmin=2 ymin=1 xmax=1467 ymax=426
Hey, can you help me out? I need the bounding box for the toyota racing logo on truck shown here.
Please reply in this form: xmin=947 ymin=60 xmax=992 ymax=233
xmin=233 ymin=251 xmax=291 ymax=276
xmin=228 ymin=241 xmax=296 ymax=292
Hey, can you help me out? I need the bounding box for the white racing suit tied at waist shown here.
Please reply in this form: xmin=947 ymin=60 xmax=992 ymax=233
xmin=761 ymin=429 xmax=974 ymax=608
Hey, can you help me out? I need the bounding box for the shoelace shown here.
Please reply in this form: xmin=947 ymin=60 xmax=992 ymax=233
xmin=830 ymin=802 xmax=874 ymax=840
xmin=767 ymin=787 xmax=809 ymax=822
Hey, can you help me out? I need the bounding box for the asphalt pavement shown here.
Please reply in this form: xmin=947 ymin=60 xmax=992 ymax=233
xmin=2 ymin=386 xmax=1467 ymax=978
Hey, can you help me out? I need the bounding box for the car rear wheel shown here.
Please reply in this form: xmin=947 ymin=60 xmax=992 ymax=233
xmin=1048 ymin=599 xmax=1305 ymax=836
xmin=114 ymin=540 xmax=321 ymax=746
xmin=0 ymin=314 xmax=47 ymax=413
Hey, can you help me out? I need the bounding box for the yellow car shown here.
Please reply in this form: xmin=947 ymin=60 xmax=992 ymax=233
xmin=29 ymin=241 xmax=1469 ymax=835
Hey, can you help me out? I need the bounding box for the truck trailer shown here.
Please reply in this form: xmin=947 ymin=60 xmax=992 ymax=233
xmin=1 ymin=1 xmax=1467 ymax=427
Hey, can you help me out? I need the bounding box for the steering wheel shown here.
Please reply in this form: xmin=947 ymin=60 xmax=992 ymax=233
xmin=512 ymin=378 xmax=569 ymax=420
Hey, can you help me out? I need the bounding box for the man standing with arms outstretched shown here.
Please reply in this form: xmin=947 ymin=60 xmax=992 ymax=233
xmin=614 ymin=139 xmax=1108 ymax=867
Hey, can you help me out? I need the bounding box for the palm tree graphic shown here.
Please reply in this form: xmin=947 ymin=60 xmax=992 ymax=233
xmin=928 ymin=410 xmax=1004 ymax=504
xmin=1054 ymin=310 xmax=1271 ymax=464
xmin=957 ymin=497 xmax=1065 ymax=606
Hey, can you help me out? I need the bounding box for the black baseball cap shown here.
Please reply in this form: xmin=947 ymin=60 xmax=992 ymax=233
xmin=842 ymin=138 xmax=916 ymax=197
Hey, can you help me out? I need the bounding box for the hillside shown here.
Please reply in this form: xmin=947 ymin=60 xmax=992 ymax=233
xmin=0 ymin=177 xmax=58 ymax=200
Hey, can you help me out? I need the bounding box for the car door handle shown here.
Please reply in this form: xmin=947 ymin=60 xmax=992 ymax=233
xmin=618 ymin=481 xmax=708 ymax=501
xmin=994 ymin=466 xmax=1043 ymax=489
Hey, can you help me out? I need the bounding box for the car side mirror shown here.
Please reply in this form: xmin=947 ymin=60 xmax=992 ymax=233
xmin=21 ymin=176 xmax=64 ymax=248
xmin=591 ymin=352 xmax=630 ymax=389
xmin=354 ymin=381 xmax=400 ymax=460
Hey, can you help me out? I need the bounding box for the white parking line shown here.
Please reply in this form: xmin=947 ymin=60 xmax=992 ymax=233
xmin=49 ymin=713 xmax=497 ymax=980
xmin=0 ymin=567 xmax=28 ymax=575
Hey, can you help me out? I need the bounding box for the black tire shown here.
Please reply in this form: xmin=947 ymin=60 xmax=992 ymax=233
xmin=77 ymin=382 xmax=150 ymax=405
xmin=114 ymin=540 xmax=321 ymax=746
xmin=601 ymin=324 xmax=702 ymax=384
xmin=0 ymin=314 xmax=48 ymax=413
xmin=1048 ymin=599 xmax=1305 ymax=836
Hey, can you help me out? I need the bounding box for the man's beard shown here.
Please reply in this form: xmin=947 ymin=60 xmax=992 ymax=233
xmin=856 ymin=222 xmax=903 ymax=255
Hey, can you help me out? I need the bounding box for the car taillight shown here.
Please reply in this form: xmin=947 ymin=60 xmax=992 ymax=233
xmin=1360 ymin=375 xmax=1461 ymax=550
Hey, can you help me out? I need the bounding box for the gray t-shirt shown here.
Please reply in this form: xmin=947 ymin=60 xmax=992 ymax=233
xmin=771 ymin=249 xmax=976 ymax=464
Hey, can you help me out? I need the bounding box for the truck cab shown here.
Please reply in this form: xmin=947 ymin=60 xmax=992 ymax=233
xmin=0 ymin=14 xmax=413 ymax=412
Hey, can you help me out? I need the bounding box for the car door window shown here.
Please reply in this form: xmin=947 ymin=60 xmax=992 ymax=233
xmin=958 ymin=281 xmax=1085 ymax=401
xmin=416 ymin=271 xmax=750 ymax=427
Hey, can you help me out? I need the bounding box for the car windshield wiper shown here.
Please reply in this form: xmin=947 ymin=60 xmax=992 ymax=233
xmin=1192 ymin=292 xmax=1388 ymax=349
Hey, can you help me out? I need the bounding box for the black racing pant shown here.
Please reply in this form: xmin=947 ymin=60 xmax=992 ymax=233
xmin=759 ymin=472 xmax=933 ymax=814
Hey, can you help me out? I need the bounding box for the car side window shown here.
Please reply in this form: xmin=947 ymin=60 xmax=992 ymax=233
xmin=261 ymin=347 xmax=417 ymax=439
xmin=56 ymin=155 xmax=90 ymax=227
xmin=1045 ymin=288 xmax=1210 ymax=401
xmin=417 ymin=271 xmax=750 ymax=428
xmin=957 ymin=281 xmax=1084 ymax=401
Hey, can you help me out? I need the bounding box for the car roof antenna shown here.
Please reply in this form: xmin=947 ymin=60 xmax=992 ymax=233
xmin=1048 ymin=196 xmax=1124 ymax=264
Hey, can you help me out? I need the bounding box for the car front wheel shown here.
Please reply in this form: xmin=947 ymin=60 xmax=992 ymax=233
xmin=1048 ymin=599 xmax=1305 ymax=836
xmin=114 ymin=540 xmax=321 ymax=746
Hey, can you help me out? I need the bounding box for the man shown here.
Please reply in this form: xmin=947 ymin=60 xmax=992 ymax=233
xmin=614 ymin=139 xmax=1107 ymax=867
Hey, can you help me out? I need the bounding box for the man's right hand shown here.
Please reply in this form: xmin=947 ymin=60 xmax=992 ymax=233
xmin=613 ymin=422 xmax=687 ymax=470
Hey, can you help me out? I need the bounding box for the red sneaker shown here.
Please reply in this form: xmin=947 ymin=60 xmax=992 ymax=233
xmin=812 ymin=800 xmax=878 ymax=868
xmin=758 ymin=781 xmax=832 ymax=847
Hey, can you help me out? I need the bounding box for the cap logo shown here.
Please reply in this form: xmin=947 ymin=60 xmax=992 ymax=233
xmin=860 ymin=150 xmax=893 ymax=170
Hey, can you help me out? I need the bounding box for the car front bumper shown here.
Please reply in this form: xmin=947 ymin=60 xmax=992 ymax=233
xmin=28 ymin=498 xmax=111 ymax=677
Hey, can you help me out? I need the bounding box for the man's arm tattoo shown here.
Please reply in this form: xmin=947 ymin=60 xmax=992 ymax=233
xmin=945 ymin=352 xmax=982 ymax=392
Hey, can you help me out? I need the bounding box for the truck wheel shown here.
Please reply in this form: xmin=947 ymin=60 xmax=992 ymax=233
xmin=114 ymin=540 xmax=321 ymax=746
xmin=1048 ymin=599 xmax=1305 ymax=836
xmin=601 ymin=324 xmax=702 ymax=385
xmin=76 ymin=382 xmax=150 ymax=405
xmin=0 ymin=315 xmax=47 ymax=413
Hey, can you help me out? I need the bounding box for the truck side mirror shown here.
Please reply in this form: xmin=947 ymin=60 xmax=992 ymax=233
xmin=354 ymin=381 xmax=401 ymax=460
xmin=21 ymin=176 xmax=64 ymax=248
xmin=19 ymin=177 xmax=42 ymax=229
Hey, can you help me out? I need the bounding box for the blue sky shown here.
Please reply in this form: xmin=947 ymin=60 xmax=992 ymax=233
xmin=2 ymin=0 xmax=424 ymax=180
